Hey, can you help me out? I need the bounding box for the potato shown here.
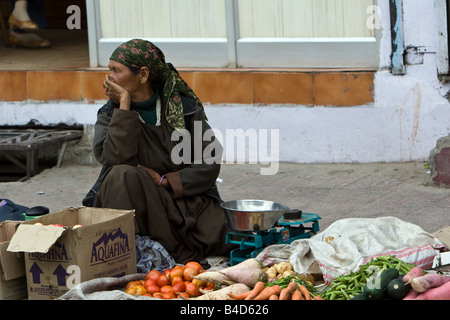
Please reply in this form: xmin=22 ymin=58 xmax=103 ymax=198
xmin=282 ymin=270 xmax=294 ymax=278
xmin=274 ymin=262 xmax=292 ymax=274
xmin=266 ymin=266 xmax=277 ymax=279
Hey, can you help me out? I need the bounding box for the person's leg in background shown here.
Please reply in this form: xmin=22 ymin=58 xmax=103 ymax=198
xmin=8 ymin=0 xmax=50 ymax=48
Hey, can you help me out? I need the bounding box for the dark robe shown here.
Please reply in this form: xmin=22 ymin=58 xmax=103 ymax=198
xmin=92 ymin=96 xmax=232 ymax=263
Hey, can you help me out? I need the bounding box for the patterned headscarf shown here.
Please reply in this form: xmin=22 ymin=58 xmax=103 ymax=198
xmin=110 ymin=39 xmax=205 ymax=132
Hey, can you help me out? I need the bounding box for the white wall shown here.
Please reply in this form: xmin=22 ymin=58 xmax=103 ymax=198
xmin=1 ymin=0 xmax=449 ymax=164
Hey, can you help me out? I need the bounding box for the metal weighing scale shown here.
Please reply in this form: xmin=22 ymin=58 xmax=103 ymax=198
xmin=223 ymin=200 xmax=321 ymax=265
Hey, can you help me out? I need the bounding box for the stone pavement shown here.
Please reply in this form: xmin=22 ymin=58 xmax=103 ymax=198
xmin=0 ymin=161 xmax=449 ymax=234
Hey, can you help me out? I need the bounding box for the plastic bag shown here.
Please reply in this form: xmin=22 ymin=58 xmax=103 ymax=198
xmin=135 ymin=235 xmax=176 ymax=273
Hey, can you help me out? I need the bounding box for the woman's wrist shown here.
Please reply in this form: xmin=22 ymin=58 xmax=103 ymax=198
xmin=119 ymin=94 xmax=131 ymax=110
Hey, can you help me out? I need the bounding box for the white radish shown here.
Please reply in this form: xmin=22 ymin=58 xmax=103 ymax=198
xmin=410 ymin=273 xmax=450 ymax=293
xmin=221 ymin=258 xmax=262 ymax=271
xmin=194 ymin=258 xmax=267 ymax=288
xmin=184 ymin=283 xmax=250 ymax=300
xmin=219 ymin=266 xmax=268 ymax=288
xmin=217 ymin=259 xmax=267 ymax=287
xmin=193 ymin=271 xmax=235 ymax=286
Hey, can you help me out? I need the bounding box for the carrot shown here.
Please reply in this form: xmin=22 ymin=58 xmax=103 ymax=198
xmin=403 ymin=266 xmax=424 ymax=284
xmin=279 ymin=288 xmax=291 ymax=300
xmin=413 ymin=281 xmax=450 ymax=300
xmin=279 ymin=281 xmax=298 ymax=300
xmin=269 ymin=294 xmax=279 ymax=300
xmin=313 ymin=295 xmax=324 ymax=300
xmin=286 ymin=281 xmax=298 ymax=292
xmin=298 ymin=284 xmax=312 ymax=300
xmin=243 ymin=281 xmax=265 ymax=300
xmin=253 ymin=285 xmax=282 ymax=300
xmin=410 ymin=274 xmax=450 ymax=293
xmin=291 ymin=289 xmax=304 ymax=300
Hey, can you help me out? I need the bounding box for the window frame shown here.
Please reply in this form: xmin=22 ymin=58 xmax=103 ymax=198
xmin=435 ymin=0 xmax=450 ymax=75
xmin=87 ymin=0 xmax=380 ymax=69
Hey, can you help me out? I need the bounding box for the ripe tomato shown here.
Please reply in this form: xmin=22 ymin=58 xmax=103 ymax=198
xmin=192 ymin=278 xmax=207 ymax=287
xmin=144 ymin=278 xmax=157 ymax=288
xmin=171 ymin=275 xmax=183 ymax=286
xmin=162 ymin=292 xmax=176 ymax=299
xmin=160 ymin=285 xmax=174 ymax=294
xmin=183 ymin=267 xmax=199 ymax=281
xmin=169 ymin=265 xmax=184 ymax=279
xmin=185 ymin=261 xmax=204 ymax=274
xmin=125 ymin=281 xmax=140 ymax=290
xmin=146 ymin=269 xmax=161 ymax=281
xmin=172 ymin=281 xmax=186 ymax=293
xmin=145 ymin=284 xmax=160 ymax=295
xmin=177 ymin=292 xmax=190 ymax=299
xmin=204 ymin=283 xmax=215 ymax=291
xmin=186 ymin=282 xmax=200 ymax=297
xmin=156 ymin=274 xmax=170 ymax=287
xmin=125 ymin=287 xmax=137 ymax=295
xmin=163 ymin=268 xmax=171 ymax=276
xmin=128 ymin=285 xmax=146 ymax=295
xmin=152 ymin=292 xmax=164 ymax=299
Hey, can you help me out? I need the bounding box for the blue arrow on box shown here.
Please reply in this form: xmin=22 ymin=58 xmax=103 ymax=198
xmin=29 ymin=262 xmax=43 ymax=284
xmin=53 ymin=265 xmax=69 ymax=286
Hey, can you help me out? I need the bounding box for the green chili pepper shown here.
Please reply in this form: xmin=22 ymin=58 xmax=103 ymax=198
xmin=341 ymin=288 xmax=350 ymax=300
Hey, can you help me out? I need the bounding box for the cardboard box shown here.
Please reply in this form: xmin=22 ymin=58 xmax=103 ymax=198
xmin=7 ymin=207 xmax=136 ymax=300
xmin=433 ymin=225 xmax=450 ymax=248
xmin=0 ymin=221 xmax=27 ymax=300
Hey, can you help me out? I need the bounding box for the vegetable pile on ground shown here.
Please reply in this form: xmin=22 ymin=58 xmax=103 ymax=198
xmin=403 ymin=267 xmax=450 ymax=300
xmin=125 ymin=261 xmax=212 ymax=299
xmin=320 ymin=255 xmax=450 ymax=300
xmin=321 ymin=255 xmax=414 ymax=300
xmin=228 ymin=276 xmax=322 ymax=300
xmin=185 ymin=258 xmax=266 ymax=300
xmin=123 ymin=255 xmax=450 ymax=300
xmin=262 ymin=261 xmax=315 ymax=285
xmin=189 ymin=259 xmax=320 ymax=301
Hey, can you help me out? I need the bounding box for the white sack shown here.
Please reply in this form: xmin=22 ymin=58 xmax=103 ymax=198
xmin=256 ymin=216 xmax=447 ymax=283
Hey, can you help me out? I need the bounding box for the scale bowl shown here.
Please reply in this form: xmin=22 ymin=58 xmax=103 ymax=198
xmin=221 ymin=199 xmax=289 ymax=231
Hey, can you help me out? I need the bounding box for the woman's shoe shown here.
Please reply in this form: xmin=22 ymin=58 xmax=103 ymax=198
xmin=8 ymin=14 xmax=39 ymax=31
xmin=9 ymin=30 xmax=51 ymax=48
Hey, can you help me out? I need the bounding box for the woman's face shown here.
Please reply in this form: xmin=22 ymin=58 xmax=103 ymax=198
xmin=107 ymin=60 xmax=141 ymax=95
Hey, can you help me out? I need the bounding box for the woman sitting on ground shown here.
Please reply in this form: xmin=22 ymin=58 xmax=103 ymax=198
xmin=90 ymin=39 xmax=232 ymax=264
